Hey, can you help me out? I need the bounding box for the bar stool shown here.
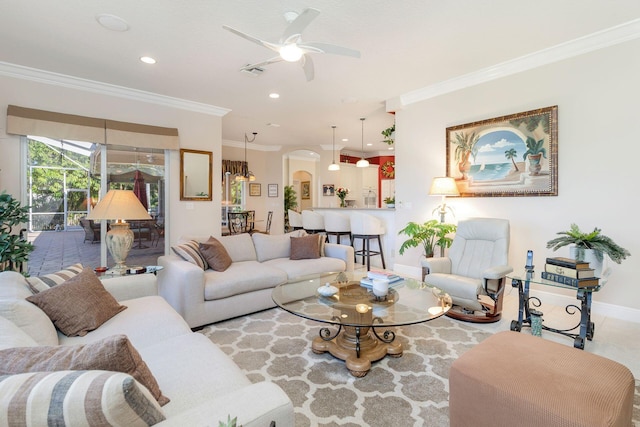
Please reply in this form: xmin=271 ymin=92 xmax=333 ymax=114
xmin=324 ymin=211 xmax=351 ymax=245
xmin=350 ymin=212 xmax=385 ymax=271
xmin=302 ymin=210 xmax=326 ymax=235
xmin=288 ymin=209 xmax=303 ymax=231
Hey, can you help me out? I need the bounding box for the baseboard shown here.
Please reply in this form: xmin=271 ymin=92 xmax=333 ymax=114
xmin=393 ymin=263 xmax=640 ymax=324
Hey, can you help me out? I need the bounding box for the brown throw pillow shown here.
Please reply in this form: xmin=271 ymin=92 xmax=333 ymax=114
xmin=290 ymin=234 xmax=322 ymax=260
xmin=0 ymin=334 xmax=169 ymax=406
xmin=199 ymin=237 xmax=232 ymax=272
xmin=26 ymin=267 xmax=126 ymax=337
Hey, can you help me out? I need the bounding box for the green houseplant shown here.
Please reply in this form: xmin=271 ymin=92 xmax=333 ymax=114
xmin=398 ymin=220 xmax=457 ymax=258
xmin=381 ymin=123 xmax=395 ymax=145
xmin=546 ymin=223 xmax=630 ymax=264
xmin=0 ymin=192 xmax=34 ymax=273
xmin=283 ymin=185 xmax=298 ymax=231
xmin=383 ymin=196 xmax=395 ymax=207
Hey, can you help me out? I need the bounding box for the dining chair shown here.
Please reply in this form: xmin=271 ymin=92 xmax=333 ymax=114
xmin=228 ymin=212 xmax=249 ymax=234
xmin=252 ymin=211 xmax=273 ymax=234
xmin=246 ymin=210 xmax=256 ymax=233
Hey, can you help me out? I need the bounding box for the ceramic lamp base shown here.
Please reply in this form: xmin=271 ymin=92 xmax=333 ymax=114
xmin=105 ymin=222 xmax=134 ymax=275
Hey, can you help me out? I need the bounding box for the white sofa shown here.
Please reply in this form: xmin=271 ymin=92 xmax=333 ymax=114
xmin=0 ymin=270 xmax=294 ymax=426
xmin=158 ymin=230 xmax=354 ymax=329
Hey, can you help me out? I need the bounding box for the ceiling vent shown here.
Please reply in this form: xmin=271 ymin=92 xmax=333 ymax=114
xmin=240 ymin=65 xmax=265 ymax=77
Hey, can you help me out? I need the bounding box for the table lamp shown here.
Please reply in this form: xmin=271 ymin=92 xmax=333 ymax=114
xmin=429 ymin=177 xmax=460 ymax=223
xmin=87 ymin=189 xmax=151 ymax=274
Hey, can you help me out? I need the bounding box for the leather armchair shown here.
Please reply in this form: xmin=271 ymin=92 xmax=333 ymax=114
xmin=421 ymin=218 xmax=513 ymax=323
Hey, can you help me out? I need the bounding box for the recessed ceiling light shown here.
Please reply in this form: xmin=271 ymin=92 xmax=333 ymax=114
xmin=140 ymin=56 xmax=156 ymax=64
xmin=388 ymin=146 xmax=394 ymax=150
xmin=96 ymin=14 xmax=130 ymax=32
xmin=366 ymin=143 xmax=373 ymax=146
xmin=267 ymin=123 xmax=280 ymax=128
xmin=341 ymin=138 xmax=349 ymax=142
xmin=269 ymin=93 xmax=280 ymax=99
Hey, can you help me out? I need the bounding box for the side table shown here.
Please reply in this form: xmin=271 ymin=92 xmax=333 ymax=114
xmin=97 ymin=266 xmax=162 ymax=301
xmin=508 ymin=269 xmax=599 ymax=349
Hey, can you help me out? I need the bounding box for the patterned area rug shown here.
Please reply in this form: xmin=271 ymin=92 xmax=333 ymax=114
xmin=198 ymin=308 xmax=640 ymax=427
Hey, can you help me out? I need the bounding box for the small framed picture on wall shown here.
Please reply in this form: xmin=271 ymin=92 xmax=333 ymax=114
xmin=249 ymin=183 xmax=261 ymax=196
xmin=323 ymin=184 xmax=335 ymax=196
xmin=301 ymin=181 xmax=310 ymax=199
xmin=268 ymin=184 xmax=278 ymax=197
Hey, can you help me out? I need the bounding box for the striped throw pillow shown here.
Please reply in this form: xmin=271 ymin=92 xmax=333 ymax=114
xmin=0 ymin=370 xmax=166 ymax=426
xmin=171 ymin=240 xmax=208 ymax=270
xmin=26 ymin=263 xmax=84 ymax=294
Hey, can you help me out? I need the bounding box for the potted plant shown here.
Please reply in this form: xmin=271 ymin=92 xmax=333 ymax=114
xmin=381 ymin=123 xmax=395 ymax=145
xmin=522 ymin=136 xmax=546 ymax=176
xmin=0 ymin=192 xmax=34 ymax=273
xmin=335 ymin=187 xmax=349 ymax=208
xmin=283 ymin=185 xmax=298 ymax=231
xmin=383 ymin=196 xmax=395 ymax=208
xmin=398 ymin=220 xmax=457 ymax=258
xmin=546 ymin=223 xmax=630 ymax=284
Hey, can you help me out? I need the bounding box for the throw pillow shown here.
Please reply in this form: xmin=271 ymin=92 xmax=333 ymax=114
xmin=0 ymin=371 xmax=165 ymax=426
xmin=199 ymin=237 xmax=232 ymax=272
xmin=25 ymin=262 xmax=83 ymax=294
xmin=171 ymin=240 xmax=209 ymax=270
xmin=290 ymin=234 xmax=323 ymax=260
xmin=0 ymin=334 xmax=169 ymax=406
xmin=0 ymin=299 xmax=58 ymax=346
xmin=26 ymin=266 xmax=127 ymax=337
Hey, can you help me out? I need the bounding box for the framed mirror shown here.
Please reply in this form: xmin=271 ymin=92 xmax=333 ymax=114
xmin=180 ymin=149 xmax=212 ymax=201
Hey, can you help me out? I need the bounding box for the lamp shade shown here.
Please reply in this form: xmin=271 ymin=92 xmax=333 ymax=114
xmin=429 ymin=177 xmax=460 ymax=197
xmin=87 ymin=190 xmax=151 ymax=221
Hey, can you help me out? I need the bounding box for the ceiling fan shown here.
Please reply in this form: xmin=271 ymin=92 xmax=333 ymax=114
xmin=222 ymin=8 xmax=360 ymax=81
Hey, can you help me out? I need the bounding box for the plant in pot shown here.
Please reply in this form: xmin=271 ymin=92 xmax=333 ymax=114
xmin=546 ymin=223 xmax=630 ymax=284
xmin=522 ymin=136 xmax=546 ymax=176
xmin=381 ymin=123 xmax=395 ymax=145
xmin=0 ymin=192 xmax=34 ymax=273
xmin=383 ymin=196 xmax=395 ymax=208
xmin=398 ymin=220 xmax=457 ymax=258
xmin=283 ymin=185 xmax=298 ymax=232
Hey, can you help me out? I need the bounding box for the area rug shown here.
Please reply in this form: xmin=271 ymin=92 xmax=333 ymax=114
xmin=198 ymin=309 xmax=640 ymax=427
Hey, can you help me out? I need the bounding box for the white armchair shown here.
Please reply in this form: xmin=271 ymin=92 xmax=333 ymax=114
xmin=421 ymin=218 xmax=513 ymax=323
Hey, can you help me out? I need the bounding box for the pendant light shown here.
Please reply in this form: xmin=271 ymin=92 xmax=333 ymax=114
xmin=235 ymin=132 xmax=257 ymax=182
xmin=356 ymin=117 xmax=370 ymax=168
xmin=328 ymin=125 xmax=340 ymax=171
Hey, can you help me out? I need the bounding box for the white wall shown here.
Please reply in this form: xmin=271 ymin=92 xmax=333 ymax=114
xmin=0 ymin=74 xmax=223 ymax=247
xmin=393 ymin=39 xmax=640 ymax=313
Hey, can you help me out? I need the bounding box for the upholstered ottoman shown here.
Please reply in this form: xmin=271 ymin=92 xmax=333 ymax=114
xmin=449 ymin=331 xmax=634 ymax=427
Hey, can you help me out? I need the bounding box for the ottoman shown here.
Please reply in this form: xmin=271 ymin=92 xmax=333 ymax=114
xmin=449 ymin=331 xmax=634 ymax=427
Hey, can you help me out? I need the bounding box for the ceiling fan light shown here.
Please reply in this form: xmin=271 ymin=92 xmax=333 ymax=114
xmin=356 ymin=158 xmax=369 ymax=168
xmin=280 ymin=44 xmax=303 ymax=62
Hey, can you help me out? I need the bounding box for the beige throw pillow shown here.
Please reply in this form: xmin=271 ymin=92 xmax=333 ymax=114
xmin=26 ymin=266 xmax=127 ymax=337
xmin=171 ymin=240 xmax=209 ymax=270
xmin=199 ymin=237 xmax=232 ymax=271
xmin=290 ymin=234 xmax=323 ymax=260
xmin=0 ymin=371 xmax=166 ymax=426
xmin=25 ymin=263 xmax=84 ymax=294
xmin=0 ymin=334 xmax=169 ymax=406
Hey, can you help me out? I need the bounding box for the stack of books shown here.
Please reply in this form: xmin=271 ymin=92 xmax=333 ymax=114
xmin=360 ymin=270 xmax=404 ymax=289
xmin=541 ymin=257 xmax=599 ymax=288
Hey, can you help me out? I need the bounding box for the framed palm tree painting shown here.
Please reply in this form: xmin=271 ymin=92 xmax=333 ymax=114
xmin=446 ymin=105 xmax=558 ymax=197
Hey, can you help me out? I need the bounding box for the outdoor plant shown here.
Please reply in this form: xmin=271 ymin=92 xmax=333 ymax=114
xmin=546 ymin=223 xmax=630 ymax=264
xmin=0 ymin=192 xmax=34 ymax=273
xmin=398 ymin=220 xmax=457 ymax=258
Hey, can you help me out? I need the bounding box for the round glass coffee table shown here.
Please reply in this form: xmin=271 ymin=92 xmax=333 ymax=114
xmin=271 ymin=271 xmax=452 ymax=377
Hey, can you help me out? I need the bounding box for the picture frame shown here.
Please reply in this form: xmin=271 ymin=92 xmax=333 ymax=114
xmin=301 ymin=181 xmax=310 ymax=199
xmin=322 ymin=184 xmax=335 ymax=196
xmin=446 ymin=105 xmax=558 ymax=197
xmin=268 ymin=183 xmax=278 ymax=197
xmin=249 ymin=183 xmax=261 ymax=197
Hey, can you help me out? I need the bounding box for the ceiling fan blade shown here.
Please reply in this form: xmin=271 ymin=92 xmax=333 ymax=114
xmin=280 ymin=8 xmax=320 ymax=42
xmin=240 ymin=56 xmax=284 ymax=71
xmin=301 ymin=54 xmax=314 ymax=82
xmin=222 ymin=25 xmax=281 ymax=52
xmin=300 ymin=42 xmax=361 ymax=58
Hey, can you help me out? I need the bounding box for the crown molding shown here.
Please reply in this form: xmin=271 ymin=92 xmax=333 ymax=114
xmin=397 ymin=18 xmax=640 ymax=108
xmin=0 ymin=61 xmax=231 ymax=117
xmin=222 ymin=139 xmax=282 ymax=151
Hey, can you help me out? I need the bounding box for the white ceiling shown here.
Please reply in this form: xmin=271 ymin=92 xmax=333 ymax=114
xmin=2 ymin=0 xmax=639 ymax=153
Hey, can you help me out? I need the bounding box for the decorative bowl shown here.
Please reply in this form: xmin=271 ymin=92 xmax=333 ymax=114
xmin=317 ymin=283 xmax=338 ymax=297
